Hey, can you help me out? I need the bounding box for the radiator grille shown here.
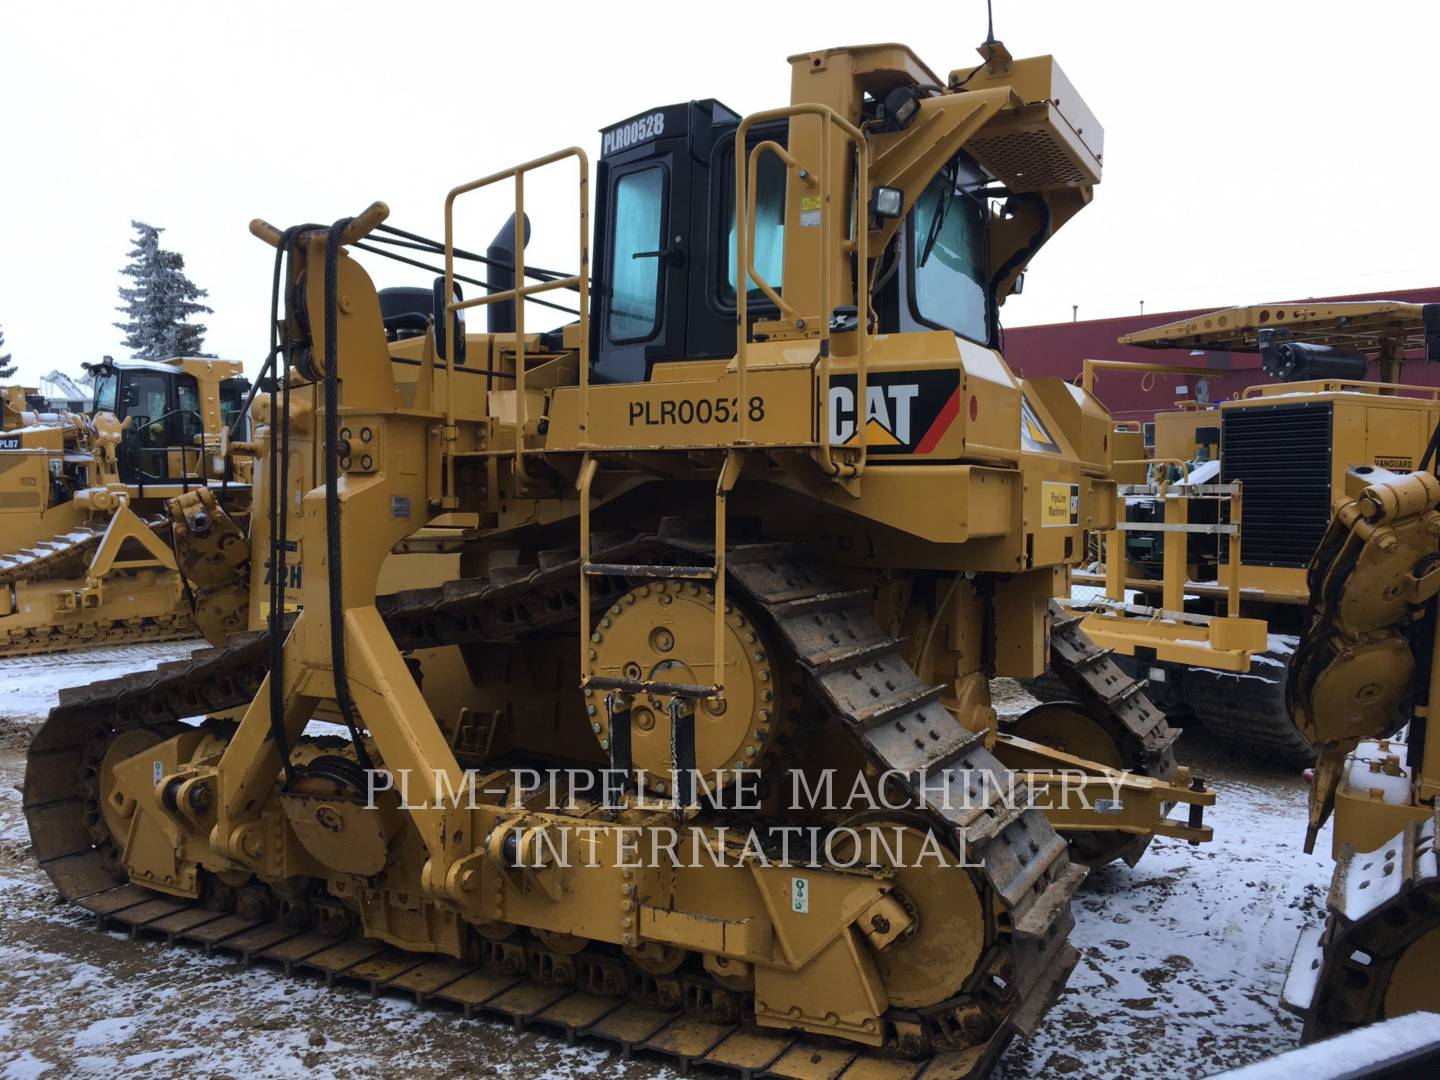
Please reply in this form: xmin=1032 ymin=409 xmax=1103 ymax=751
xmin=1222 ymin=402 xmax=1333 ymax=568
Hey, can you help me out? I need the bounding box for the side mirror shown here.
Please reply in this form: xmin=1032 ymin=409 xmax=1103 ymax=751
xmin=1010 ymin=272 xmax=1025 ymax=297
xmin=432 ymin=277 xmax=467 ymax=367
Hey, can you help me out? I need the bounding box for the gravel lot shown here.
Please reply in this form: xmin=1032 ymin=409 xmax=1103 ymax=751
xmin=0 ymin=643 xmax=1332 ymax=1079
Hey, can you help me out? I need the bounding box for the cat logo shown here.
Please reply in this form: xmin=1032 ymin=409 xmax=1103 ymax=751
xmin=827 ymin=370 xmax=961 ymax=455
xmin=1020 ymin=396 xmax=1062 ymax=455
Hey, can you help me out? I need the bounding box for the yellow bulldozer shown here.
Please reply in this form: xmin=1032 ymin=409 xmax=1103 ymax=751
xmin=1061 ymin=302 xmax=1440 ymax=764
xmin=23 ymin=38 xmax=1216 ymax=1077
xmin=0 ymin=355 xmax=252 ymax=653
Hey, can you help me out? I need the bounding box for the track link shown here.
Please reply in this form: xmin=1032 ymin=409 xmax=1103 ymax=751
xmin=0 ymin=525 xmax=108 ymax=586
xmin=2 ymin=608 xmax=196 ymax=657
xmin=24 ymin=533 xmax=1083 ymax=1078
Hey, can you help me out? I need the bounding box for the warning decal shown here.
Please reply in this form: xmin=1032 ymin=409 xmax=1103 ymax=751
xmin=1021 ymin=396 xmax=1062 ymax=455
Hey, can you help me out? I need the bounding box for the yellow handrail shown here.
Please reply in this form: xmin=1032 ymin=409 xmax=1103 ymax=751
xmin=443 ymin=147 xmax=591 ymax=495
xmin=1081 ymin=358 xmax=1220 ymax=397
xmin=734 ymin=104 xmax=868 ymax=479
xmin=1104 ymin=469 xmax=1244 ymax=618
xmin=1241 ymin=379 xmax=1440 ymax=400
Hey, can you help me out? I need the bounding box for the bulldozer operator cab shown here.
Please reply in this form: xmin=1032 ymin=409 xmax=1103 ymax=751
xmin=89 ymin=359 xmax=249 ymax=485
xmin=588 ymin=99 xmax=997 ymax=385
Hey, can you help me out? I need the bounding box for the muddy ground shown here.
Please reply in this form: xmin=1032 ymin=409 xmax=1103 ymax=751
xmin=0 ymin=643 xmax=1332 ymax=1078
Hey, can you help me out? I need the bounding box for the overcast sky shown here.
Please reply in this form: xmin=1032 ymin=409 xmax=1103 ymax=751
xmin=2 ymin=0 xmax=1437 ymax=384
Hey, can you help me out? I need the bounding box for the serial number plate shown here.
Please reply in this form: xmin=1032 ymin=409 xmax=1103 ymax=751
xmin=628 ymin=396 xmax=766 ymax=427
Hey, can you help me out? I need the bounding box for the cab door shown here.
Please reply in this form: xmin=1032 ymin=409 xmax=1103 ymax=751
xmin=170 ymin=373 xmax=204 ymax=480
xmin=116 ymin=370 xmax=203 ymax=485
xmin=595 ymin=151 xmax=691 ymax=383
xmin=591 ymin=103 xmax=710 ymax=385
xmin=118 ymin=370 xmax=171 ymax=484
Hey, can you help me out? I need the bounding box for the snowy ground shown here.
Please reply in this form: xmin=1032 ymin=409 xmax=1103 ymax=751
xmin=0 ymin=643 xmax=1332 ymax=1079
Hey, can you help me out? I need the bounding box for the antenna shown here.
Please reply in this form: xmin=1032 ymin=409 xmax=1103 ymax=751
xmin=955 ymin=0 xmax=1009 ymax=89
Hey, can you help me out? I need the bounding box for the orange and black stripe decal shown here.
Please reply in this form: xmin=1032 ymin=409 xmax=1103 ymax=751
xmin=914 ymin=387 xmax=961 ymax=455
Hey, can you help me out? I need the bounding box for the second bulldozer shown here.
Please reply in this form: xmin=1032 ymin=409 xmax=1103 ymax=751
xmin=1068 ymin=302 xmax=1440 ymax=764
xmin=0 ymin=355 xmax=252 ymax=654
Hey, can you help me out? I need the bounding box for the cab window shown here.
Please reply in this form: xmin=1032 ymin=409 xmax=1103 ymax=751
xmin=910 ymin=171 xmax=990 ymax=343
xmin=176 ymin=378 xmax=202 ymax=444
xmin=220 ymin=378 xmax=249 ymax=439
xmin=92 ymin=370 xmax=118 ymax=415
xmin=719 ymin=146 xmax=785 ymax=303
xmin=126 ymin=373 xmax=170 ymax=446
xmin=607 ymin=166 xmax=666 ymax=342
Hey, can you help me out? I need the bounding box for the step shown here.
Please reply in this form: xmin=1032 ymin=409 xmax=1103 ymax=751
xmin=583 ymin=675 xmax=716 ymax=700
xmin=583 ymin=563 xmax=716 ymax=581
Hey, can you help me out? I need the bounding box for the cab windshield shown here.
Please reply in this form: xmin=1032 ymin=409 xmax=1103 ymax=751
xmin=910 ymin=169 xmax=990 ymax=344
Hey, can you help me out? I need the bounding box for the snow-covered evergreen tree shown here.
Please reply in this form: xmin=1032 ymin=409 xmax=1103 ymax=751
xmin=0 ymin=325 xmax=14 ymax=379
xmin=113 ymin=221 xmax=214 ymax=359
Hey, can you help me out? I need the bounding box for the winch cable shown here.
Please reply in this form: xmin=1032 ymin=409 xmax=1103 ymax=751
xmin=1419 ymin=414 xmax=1440 ymax=474
xmin=349 ymin=240 xmax=579 ymax=318
xmin=371 ymin=222 xmax=578 ymax=286
xmin=230 ymin=347 xmax=277 ymax=443
xmin=321 ymin=218 xmax=376 ymax=773
xmin=266 ymin=224 xmax=315 ymax=786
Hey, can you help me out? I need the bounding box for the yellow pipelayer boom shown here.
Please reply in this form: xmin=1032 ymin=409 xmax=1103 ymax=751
xmin=24 ymin=40 xmax=1211 ymax=1076
xmin=0 ymin=357 xmax=252 ymax=654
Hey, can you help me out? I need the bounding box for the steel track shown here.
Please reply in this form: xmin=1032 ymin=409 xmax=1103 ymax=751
xmin=24 ymin=530 xmax=1084 ymax=1078
xmin=1288 ymin=811 xmax=1440 ymax=1039
xmin=1008 ymin=601 xmax=1180 ymax=867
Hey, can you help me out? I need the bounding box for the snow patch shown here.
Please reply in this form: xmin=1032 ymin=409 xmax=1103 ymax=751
xmin=1214 ymin=1011 xmax=1440 ymax=1078
xmin=1280 ymin=925 xmax=1324 ymax=1015
xmin=1 ymin=1052 xmax=54 ymax=1079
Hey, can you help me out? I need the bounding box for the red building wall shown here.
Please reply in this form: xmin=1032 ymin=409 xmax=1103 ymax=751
xmin=1003 ymin=287 xmax=1440 ymax=423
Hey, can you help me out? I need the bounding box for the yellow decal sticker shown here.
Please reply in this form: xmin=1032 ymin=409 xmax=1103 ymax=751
xmin=799 ymin=195 xmax=823 ymax=228
xmin=1020 ymin=397 xmax=1062 ymax=454
xmin=1041 ymin=481 xmax=1080 ymax=527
